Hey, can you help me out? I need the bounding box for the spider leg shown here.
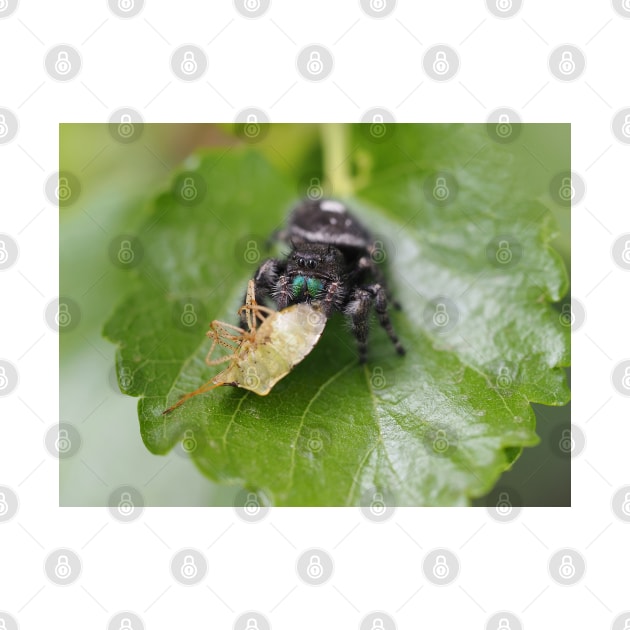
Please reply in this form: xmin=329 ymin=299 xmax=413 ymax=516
xmin=319 ymin=279 xmax=345 ymax=318
xmin=162 ymin=380 xmax=223 ymax=415
xmin=345 ymin=288 xmax=372 ymax=364
xmin=366 ymin=283 xmax=405 ymax=356
xmin=240 ymin=258 xmax=284 ymax=329
xmin=356 ymin=254 xmax=401 ymax=310
xmin=345 ymin=284 xmax=405 ymax=363
xmin=206 ymin=321 xmax=245 ymax=365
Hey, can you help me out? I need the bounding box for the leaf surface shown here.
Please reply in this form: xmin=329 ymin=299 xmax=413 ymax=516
xmin=104 ymin=125 xmax=570 ymax=506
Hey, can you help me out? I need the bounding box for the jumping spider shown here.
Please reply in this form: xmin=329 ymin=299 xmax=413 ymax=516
xmin=244 ymin=198 xmax=405 ymax=363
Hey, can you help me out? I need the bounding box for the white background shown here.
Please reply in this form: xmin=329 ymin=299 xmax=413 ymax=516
xmin=1 ymin=0 xmax=629 ymax=628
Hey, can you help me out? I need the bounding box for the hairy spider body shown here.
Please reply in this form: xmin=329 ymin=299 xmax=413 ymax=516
xmin=246 ymin=198 xmax=405 ymax=363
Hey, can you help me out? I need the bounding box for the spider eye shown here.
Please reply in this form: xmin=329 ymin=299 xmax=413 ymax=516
xmin=307 ymin=259 xmax=317 ymax=269
xmin=298 ymin=258 xmax=305 ymax=267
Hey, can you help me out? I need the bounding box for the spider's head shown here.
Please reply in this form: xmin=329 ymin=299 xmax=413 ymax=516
xmin=286 ymin=243 xmax=345 ymax=278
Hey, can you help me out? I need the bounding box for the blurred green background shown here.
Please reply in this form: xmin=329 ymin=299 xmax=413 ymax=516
xmin=60 ymin=123 xmax=570 ymax=507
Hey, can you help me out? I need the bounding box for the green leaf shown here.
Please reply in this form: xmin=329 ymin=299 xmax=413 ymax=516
xmin=103 ymin=125 xmax=570 ymax=506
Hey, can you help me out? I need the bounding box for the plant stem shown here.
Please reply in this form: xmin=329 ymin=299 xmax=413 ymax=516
xmin=321 ymin=124 xmax=353 ymax=198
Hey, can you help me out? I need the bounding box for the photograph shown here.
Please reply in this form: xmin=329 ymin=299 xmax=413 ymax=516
xmin=59 ymin=122 xmax=570 ymax=507
xmin=2 ymin=2 xmax=625 ymax=627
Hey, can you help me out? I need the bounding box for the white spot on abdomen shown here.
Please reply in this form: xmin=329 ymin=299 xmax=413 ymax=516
xmin=320 ymin=200 xmax=345 ymax=213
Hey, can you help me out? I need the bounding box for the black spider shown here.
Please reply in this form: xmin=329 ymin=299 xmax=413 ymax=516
xmin=242 ymin=198 xmax=405 ymax=363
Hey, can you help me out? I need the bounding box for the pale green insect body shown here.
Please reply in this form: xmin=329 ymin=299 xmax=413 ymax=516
xmin=213 ymin=301 xmax=326 ymax=395
xmin=162 ymin=281 xmax=326 ymax=414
